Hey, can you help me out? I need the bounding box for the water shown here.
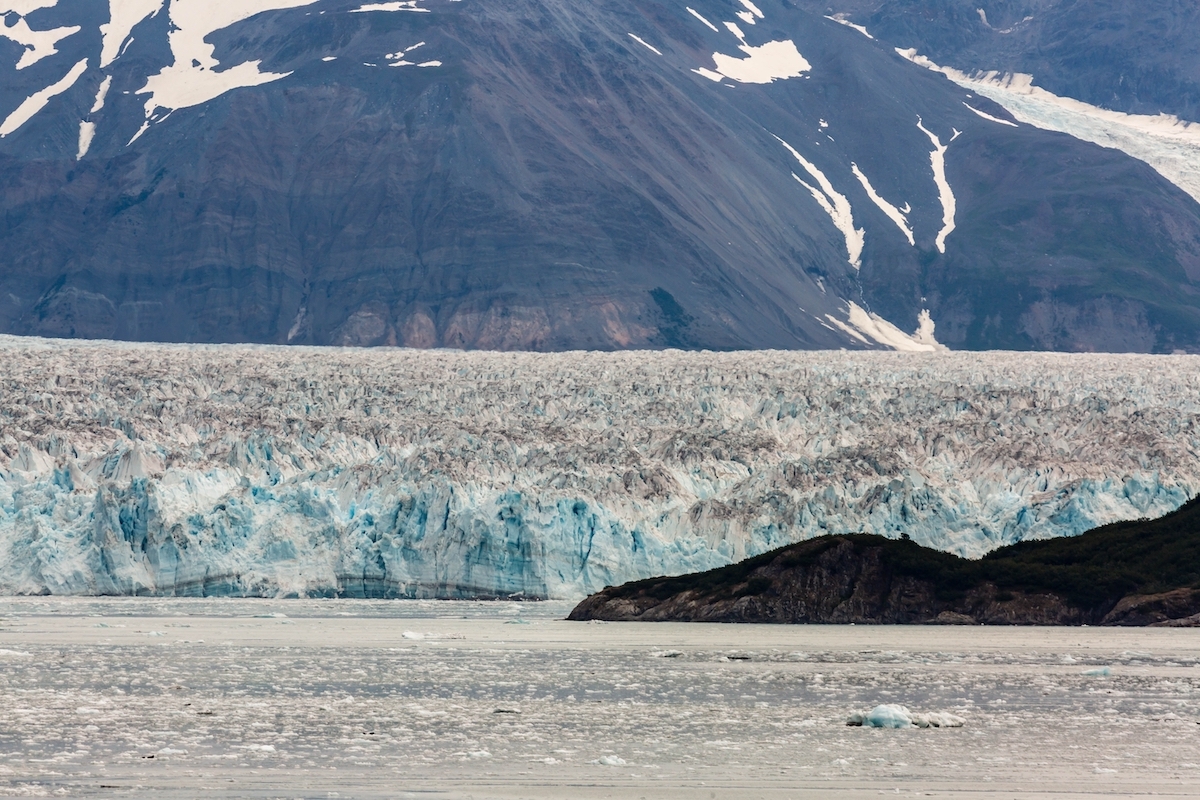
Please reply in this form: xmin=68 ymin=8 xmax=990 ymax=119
xmin=1 ymin=598 xmax=1198 ymax=798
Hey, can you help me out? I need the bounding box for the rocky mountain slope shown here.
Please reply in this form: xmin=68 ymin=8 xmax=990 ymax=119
xmin=795 ymin=0 xmax=1200 ymax=120
xmin=2 ymin=1 xmax=1200 ymax=351
xmin=568 ymin=495 xmax=1200 ymax=625
xmin=1 ymin=338 xmax=1197 ymax=598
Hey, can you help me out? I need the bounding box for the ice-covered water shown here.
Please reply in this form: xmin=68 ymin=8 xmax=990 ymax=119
xmin=1 ymin=337 xmax=1198 ymax=599
xmin=0 ymin=598 xmax=1197 ymax=799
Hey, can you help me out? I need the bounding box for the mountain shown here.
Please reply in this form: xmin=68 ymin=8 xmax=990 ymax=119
xmin=2 ymin=341 xmax=1197 ymax=598
xmin=2 ymin=0 xmax=1200 ymax=352
xmin=792 ymin=0 xmax=1200 ymax=120
xmin=568 ymin=495 xmax=1200 ymax=625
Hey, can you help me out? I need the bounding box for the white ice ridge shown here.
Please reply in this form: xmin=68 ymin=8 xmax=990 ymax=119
xmin=350 ymin=1 xmax=430 ymax=12
xmin=137 ymin=0 xmax=320 ymax=119
xmin=774 ymin=134 xmax=863 ymax=269
xmin=627 ymin=34 xmax=662 ymax=56
xmin=916 ymin=116 xmax=958 ymax=254
xmin=825 ymin=14 xmax=873 ymax=39
xmin=0 ymin=338 xmax=1196 ymax=599
xmin=897 ymin=48 xmax=1200 ymax=206
xmin=963 ymin=101 xmax=1017 ymax=127
xmin=0 ymin=58 xmax=87 ymax=137
xmin=825 ymin=302 xmax=945 ymax=352
xmin=851 ymin=162 xmax=914 ymax=245
xmin=0 ymin=7 xmax=80 ymax=70
xmin=100 ymin=0 xmax=164 ymax=68
xmin=686 ymin=7 xmax=718 ymax=32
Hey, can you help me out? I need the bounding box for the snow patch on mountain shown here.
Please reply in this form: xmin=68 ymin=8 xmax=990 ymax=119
xmin=775 ymin=135 xmax=864 ymax=268
xmin=825 ymin=303 xmax=945 ymax=352
xmin=137 ymin=0 xmax=319 ymax=118
xmin=1 ymin=338 xmax=1195 ymax=598
xmin=0 ymin=57 xmax=87 ymax=137
xmin=686 ymin=7 xmax=719 ymax=33
xmin=916 ymin=116 xmax=959 ymax=254
xmin=851 ymin=163 xmax=914 ymax=246
xmin=100 ymin=0 xmax=163 ymax=68
xmin=627 ymin=34 xmax=662 ymax=56
xmin=825 ymin=15 xmax=873 ymax=39
xmin=897 ymin=48 xmax=1200 ymax=206
xmin=963 ymin=102 xmax=1017 ymax=127
xmin=0 ymin=1 xmax=78 ymax=70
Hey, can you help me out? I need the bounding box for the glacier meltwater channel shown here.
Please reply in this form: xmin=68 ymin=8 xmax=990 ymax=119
xmin=0 ymin=337 xmax=1197 ymax=598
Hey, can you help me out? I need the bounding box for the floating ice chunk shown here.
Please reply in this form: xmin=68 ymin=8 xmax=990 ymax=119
xmin=0 ymin=13 xmax=80 ymax=70
xmin=100 ymin=0 xmax=164 ymax=68
xmin=157 ymin=747 xmax=188 ymax=755
xmin=1082 ymin=667 xmax=1112 ymax=677
xmin=686 ymin=7 xmax=718 ymax=32
xmin=963 ymin=102 xmax=1017 ymax=127
xmin=851 ymin=162 xmax=914 ymax=245
xmin=860 ymin=704 xmax=913 ymax=728
xmin=650 ymin=649 xmax=683 ymax=658
xmin=773 ymin=135 xmax=863 ymax=269
xmin=468 ymin=750 xmax=491 ymax=758
xmin=916 ymin=116 xmax=957 ymax=254
xmin=848 ymin=705 xmax=963 ymax=728
xmin=911 ymin=711 xmax=965 ymax=728
xmin=595 ymin=755 xmax=627 ymax=766
xmin=704 ymin=39 xmax=810 ymax=84
xmin=825 ymin=14 xmax=873 ymax=39
xmin=0 ymin=58 xmax=88 ymax=137
xmin=401 ymin=630 xmax=424 ymax=639
xmin=627 ymin=34 xmax=662 ymax=56
xmin=0 ymin=649 xmax=32 ymax=657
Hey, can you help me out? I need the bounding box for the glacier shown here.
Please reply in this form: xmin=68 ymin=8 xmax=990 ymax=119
xmin=0 ymin=336 xmax=1197 ymax=599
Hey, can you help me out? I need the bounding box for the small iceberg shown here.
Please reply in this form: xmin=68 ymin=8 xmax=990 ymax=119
xmin=846 ymin=704 xmax=964 ymax=728
xmin=1082 ymin=667 xmax=1112 ymax=677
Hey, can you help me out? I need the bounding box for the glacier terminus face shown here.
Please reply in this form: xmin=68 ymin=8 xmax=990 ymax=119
xmin=0 ymin=337 xmax=1197 ymax=599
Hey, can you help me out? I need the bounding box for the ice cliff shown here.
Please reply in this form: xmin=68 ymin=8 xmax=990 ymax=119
xmin=0 ymin=337 xmax=1197 ymax=599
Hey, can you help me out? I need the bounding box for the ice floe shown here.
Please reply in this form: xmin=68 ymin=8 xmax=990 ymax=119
xmin=774 ymin=135 xmax=863 ymax=269
xmin=846 ymin=705 xmax=965 ymax=728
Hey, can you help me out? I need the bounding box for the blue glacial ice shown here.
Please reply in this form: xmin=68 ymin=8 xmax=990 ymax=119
xmin=1 ymin=337 xmax=1197 ymax=598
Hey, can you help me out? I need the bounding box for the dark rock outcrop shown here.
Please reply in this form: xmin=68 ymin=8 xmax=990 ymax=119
xmin=570 ymin=495 xmax=1200 ymax=625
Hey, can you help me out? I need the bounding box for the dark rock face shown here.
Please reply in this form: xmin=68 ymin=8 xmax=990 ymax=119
xmin=568 ymin=536 xmax=1097 ymax=624
xmin=569 ymin=496 xmax=1200 ymax=625
xmin=793 ymin=0 xmax=1200 ymax=120
xmin=2 ymin=1 xmax=1200 ymax=351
